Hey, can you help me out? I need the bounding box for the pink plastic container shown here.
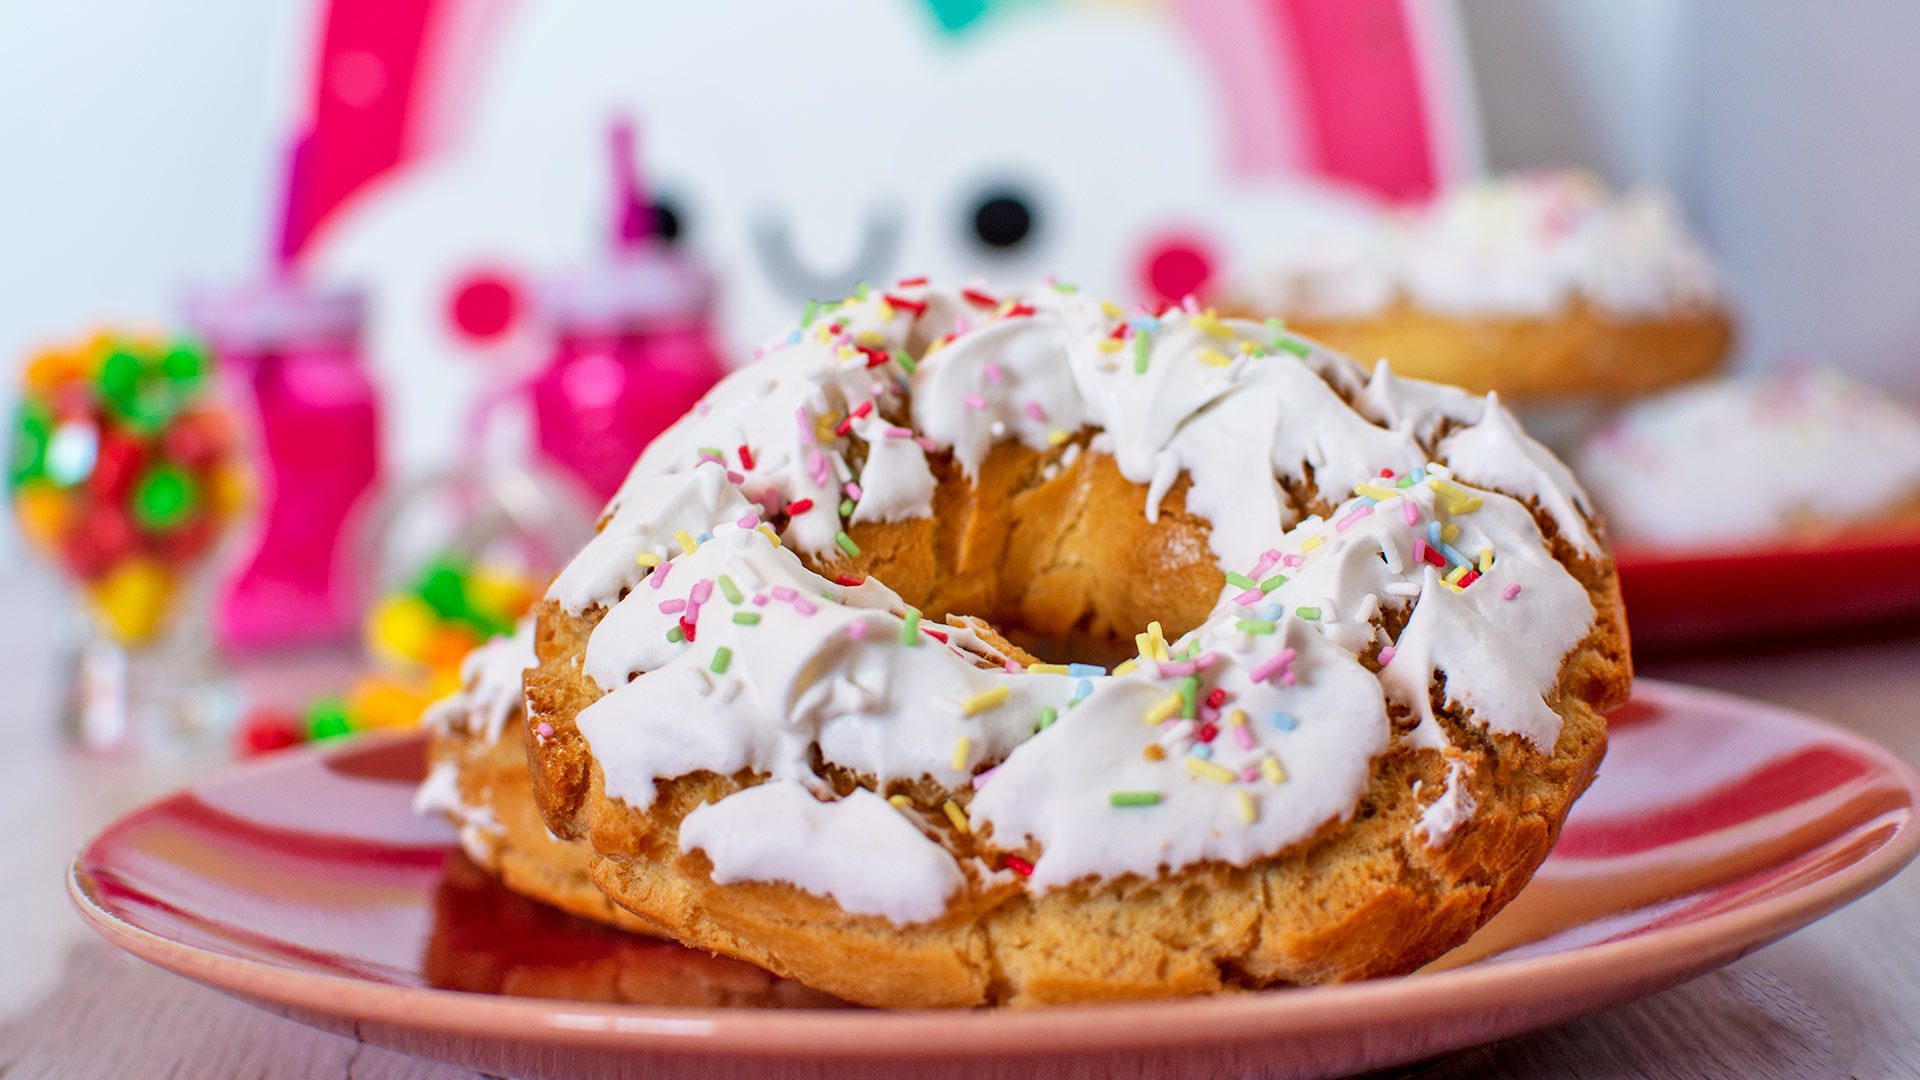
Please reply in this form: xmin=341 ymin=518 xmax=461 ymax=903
xmin=186 ymin=281 xmax=381 ymax=650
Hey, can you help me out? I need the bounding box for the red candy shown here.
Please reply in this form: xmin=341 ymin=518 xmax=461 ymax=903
xmin=1196 ymin=722 xmax=1219 ymax=744
xmin=236 ymin=707 xmax=305 ymax=757
xmin=1205 ymin=688 xmax=1227 ymax=709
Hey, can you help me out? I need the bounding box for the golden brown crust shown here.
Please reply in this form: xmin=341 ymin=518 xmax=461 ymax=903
xmin=1222 ymin=298 xmax=1733 ymax=403
xmin=521 ymin=431 xmax=1632 ymax=1008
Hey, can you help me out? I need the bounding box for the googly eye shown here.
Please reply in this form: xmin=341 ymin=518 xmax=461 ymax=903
xmin=649 ymin=196 xmax=684 ymax=245
xmin=968 ymin=188 xmax=1038 ymax=250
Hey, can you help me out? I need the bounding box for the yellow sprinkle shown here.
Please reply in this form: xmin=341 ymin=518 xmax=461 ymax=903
xmin=926 ymin=336 xmax=947 ymax=355
xmin=942 ymin=799 xmax=970 ymax=834
xmin=874 ymin=301 xmax=895 ymax=322
xmin=1143 ymin=691 xmax=1185 ymax=725
xmin=1478 ymin=548 xmax=1493 ymax=573
xmin=1096 ymin=338 xmax=1124 ymax=354
xmin=952 ymin=736 xmax=972 ymax=772
xmin=1046 ymin=429 xmax=1071 ymax=446
xmin=1026 ymin=662 xmax=1069 ymax=675
xmin=856 ymin=329 xmax=887 ymax=346
xmin=758 ymin=524 xmax=782 ymax=547
xmin=961 ymin=686 xmax=1010 ymax=717
xmin=1354 ymin=482 xmax=1401 ymax=502
xmin=1445 ymin=564 xmax=1469 ymax=585
xmin=837 ymin=345 xmax=858 ymax=362
xmin=1198 ymin=347 xmax=1232 ymax=367
xmin=1301 ymin=535 xmax=1325 ymax=553
xmin=1100 ymin=300 xmax=1123 ymax=319
xmin=674 ymin=530 xmax=697 ymax=555
xmin=1227 ymin=708 xmax=1248 ymax=728
xmin=814 ymin=414 xmax=841 ymax=441
xmin=635 ymin=552 xmax=663 ymax=568
xmin=888 ymin=793 xmax=912 ymax=808
xmin=1238 ymin=340 xmax=1257 ymax=354
xmin=1112 ymin=659 xmax=1139 ymax=676
xmin=1429 ymin=477 xmax=1471 ymax=501
xmin=1234 ymin=789 xmax=1258 ymax=825
xmin=1441 ymin=522 xmax=1460 ymax=543
xmin=1192 ymin=312 xmax=1232 ymax=339
xmin=1260 ymin=756 xmax=1288 ymax=785
xmin=1185 ymin=756 xmax=1237 ymax=783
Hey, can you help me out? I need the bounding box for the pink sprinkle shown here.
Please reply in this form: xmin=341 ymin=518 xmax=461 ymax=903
xmin=1250 ymin=550 xmax=1281 ymax=579
xmin=795 ymin=407 xmax=813 ymax=441
xmin=963 ymin=393 xmax=988 ymax=410
xmin=1241 ymin=766 xmax=1261 ymax=783
xmin=844 ymin=481 xmax=863 ymax=499
xmin=684 ymin=601 xmax=702 ymax=625
xmin=697 ymin=451 xmax=723 ymax=465
xmin=885 ymin=426 xmax=914 ymax=439
xmin=1157 ymin=660 xmax=1196 ymax=678
xmin=916 ymin=436 xmax=939 ymax=452
xmin=535 ymin=722 xmax=554 ymax=739
xmin=1022 ymin=400 xmax=1047 ymax=423
xmin=807 ymin=449 xmax=829 ymax=485
xmin=792 ymin=597 xmax=818 ymax=616
xmin=846 ymin=621 xmax=869 ymax=641
xmin=649 ymin=561 xmax=673 ymax=590
xmin=970 ymin=766 xmax=999 ymax=790
xmin=1198 ymin=704 xmax=1220 ymax=724
xmin=771 ymin=586 xmax=798 ymax=602
xmin=690 ymin=580 xmax=714 ymax=605
xmin=659 ymin=599 xmax=687 ymax=615
xmin=1181 ymin=294 xmax=1201 ymax=314
xmin=1282 ymin=553 xmax=1304 ymax=568
xmin=737 ymin=513 xmax=760 ymax=529
xmin=1249 ymin=648 xmax=1297 ymax=684
xmin=1335 ymin=506 xmax=1373 ymax=533
xmin=727 ymin=470 xmax=746 ymax=484
xmin=1282 ymin=669 xmax=1297 ymax=686
xmin=983 ymin=362 xmax=1004 ymax=385
xmin=1004 ymin=659 xmax=1021 ymax=673
xmin=1403 ymin=501 xmax=1421 ymax=527
xmin=1233 ymin=589 xmax=1264 ymax=607
xmin=1413 ymin=538 xmax=1430 ymax=565
xmin=1502 ymin=583 xmax=1523 ymax=601
xmin=1378 ymin=645 xmax=1397 ymax=666
xmin=753 ymin=594 xmax=769 ymax=606
xmin=1194 ymin=651 xmax=1218 ymax=670
xmin=1232 ymin=725 xmax=1255 ymax=751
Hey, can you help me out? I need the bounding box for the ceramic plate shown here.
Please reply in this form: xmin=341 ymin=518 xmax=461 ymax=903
xmin=1617 ymin=530 xmax=1920 ymax=651
xmin=70 ymin=680 xmax=1919 ymax=1080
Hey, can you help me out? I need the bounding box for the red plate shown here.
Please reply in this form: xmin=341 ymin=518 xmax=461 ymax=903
xmin=70 ymin=681 xmax=1919 ymax=1080
xmin=1617 ymin=529 xmax=1920 ymax=651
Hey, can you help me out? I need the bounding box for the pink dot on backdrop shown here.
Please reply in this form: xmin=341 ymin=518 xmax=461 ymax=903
xmin=1138 ymin=233 xmax=1217 ymax=305
xmin=447 ymin=270 xmax=522 ymax=342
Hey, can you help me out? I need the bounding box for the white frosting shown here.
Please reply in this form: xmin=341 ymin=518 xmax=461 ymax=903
xmin=1412 ymin=759 xmax=1477 ymax=847
xmin=1577 ymin=367 xmax=1920 ymax=549
xmin=1233 ymin=171 xmax=1722 ymax=320
xmin=552 ymin=280 xmax=1605 ymax=918
xmin=413 ymin=759 xmax=503 ymax=865
xmin=679 ymin=782 xmax=965 ymax=924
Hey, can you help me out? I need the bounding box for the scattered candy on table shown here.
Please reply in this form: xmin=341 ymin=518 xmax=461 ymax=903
xmin=8 ymin=330 xmax=246 ymax=646
xmin=234 ymin=555 xmax=543 ymax=757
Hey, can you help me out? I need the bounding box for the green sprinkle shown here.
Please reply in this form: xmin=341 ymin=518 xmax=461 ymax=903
xmin=1396 ymin=475 xmax=1416 ymax=489
xmin=666 ymin=626 xmax=685 ymax=643
xmin=834 ymin=530 xmax=860 ymax=557
xmin=697 ymin=446 xmax=723 ymax=459
xmin=1186 ymin=639 xmax=1202 ymax=659
xmin=1295 ymin=606 xmax=1321 ymax=621
xmin=1050 ymin=280 xmax=1079 ymax=294
xmin=1178 ymin=675 xmax=1200 ymax=718
xmin=1259 ymin=574 xmax=1287 ymax=593
xmin=1264 ymin=316 xmax=1288 ymax=332
xmin=1109 ymin=791 xmax=1162 ymax=808
xmin=839 ymin=497 xmax=855 ymax=517
xmin=1273 ymin=336 xmax=1311 ymax=358
xmin=1224 ymin=571 xmax=1257 ymax=590
xmin=1236 ymin=618 xmax=1277 ymax=634
xmin=710 ymin=647 xmax=733 ymax=674
xmin=801 ymin=300 xmax=820 ymax=328
xmin=1037 ymin=706 xmax=1058 ymax=731
xmin=902 ymin=607 xmax=922 ymax=645
xmin=717 ymin=575 xmax=743 ymax=604
xmin=1132 ymin=332 xmax=1150 ymax=374
xmin=854 ymin=281 xmax=871 ymax=300
xmin=894 ymin=349 xmax=917 ymax=374
xmin=732 ymin=612 xmax=761 ymax=625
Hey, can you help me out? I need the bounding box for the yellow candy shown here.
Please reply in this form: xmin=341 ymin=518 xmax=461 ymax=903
xmin=367 ymin=595 xmax=439 ymax=666
xmin=209 ymin=465 xmax=252 ymax=517
xmin=349 ymin=677 xmax=434 ymax=731
xmin=467 ymin=565 xmax=536 ymax=623
xmin=86 ymin=558 xmax=175 ymax=644
xmin=12 ymin=481 xmax=70 ymax=552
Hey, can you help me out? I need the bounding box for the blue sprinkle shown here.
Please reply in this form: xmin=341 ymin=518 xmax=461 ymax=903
xmin=1427 ymin=521 xmax=1443 ymax=547
xmin=1191 ymin=744 xmax=1213 ymax=760
xmin=1261 ymin=602 xmax=1284 ymax=622
xmin=1412 ymin=466 xmax=1426 ymax=483
xmin=1074 ymin=678 xmax=1093 ymax=700
xmin=697 ymin=531 xmax=714 ymax=543
xmin=1067 ymin=663 xmax=1105 ymax=678
xmin=786 ymin=330 xmax=803 ymax=345
xmin=1128 ymin=315 xmax=1161 ymax=332
xmin=1269 ymin=711 xmax=1297 ymax=731
xmin=1354 ymin=496 xmax=1378 ymax=508
xmin=1440 ymin=541 xmax=1473 ymax=568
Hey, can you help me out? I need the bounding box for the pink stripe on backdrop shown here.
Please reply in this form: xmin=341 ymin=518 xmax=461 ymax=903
xmin=1272 ymin=0 xmax=1439 ymax=201
xmin=1169 ymin=0 xmax=1309 ymax=178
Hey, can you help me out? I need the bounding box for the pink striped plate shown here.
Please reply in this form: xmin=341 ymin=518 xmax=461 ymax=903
xmin=70 ymin=680 xmax=1919 ymax=1080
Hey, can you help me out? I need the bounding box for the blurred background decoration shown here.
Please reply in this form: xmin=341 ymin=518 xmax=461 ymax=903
xmin=4 ymin=0 xmax=1920 ymax=748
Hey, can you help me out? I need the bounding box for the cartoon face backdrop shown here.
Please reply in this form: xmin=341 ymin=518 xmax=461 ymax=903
xmin=301 ymin=0 xmax=1474 ymax=474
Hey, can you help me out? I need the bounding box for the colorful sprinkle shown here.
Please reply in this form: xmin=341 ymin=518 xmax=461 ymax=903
xmin=942 ymin=800 xmax=970 ymax=833
xmin=1186 ymin=756 xmax=1237 ymax=783
xmin=1233 ymin=790 xmax=1258 ymax=825
xmin=732 ymin=612 xmax=761 ymax=625
xmin=710 ymin=647 xmax=733 ymax=675
xmin=902 ymin=607 xmax=922 ymax=644
xmin=674 ymin=530 xmax=697 ymax=555
xmin=961 ymin=686 xmax=1010 ymax=717
xmin=1109 ymin=791 xmax=1162 ymax=808
xmin=952 ymin=736 xmax=972 ymax=771
xmin=834 ymin=531 xmax=861 ymax=557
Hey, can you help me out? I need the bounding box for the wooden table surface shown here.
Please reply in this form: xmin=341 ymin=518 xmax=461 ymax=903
xmin=2 ymin=566 xmax=1916 ymax=1079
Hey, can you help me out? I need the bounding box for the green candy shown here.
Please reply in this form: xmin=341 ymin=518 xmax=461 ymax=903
xmin=305 ymin=698 xmax=354 ymax=741
xmin=416 ymin=558 xmax=472 ymax=619
xmin=161 ymin=341 xmax=209 ymax=384
xmin=8 ymin=402 xmax=52 ymax=489
xmin=98 ymin=348 xmax=143 ymax=403
xmin=131 ymin=464 xmax=198 ymax=530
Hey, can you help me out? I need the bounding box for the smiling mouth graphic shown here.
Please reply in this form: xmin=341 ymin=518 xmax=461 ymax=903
xmin=751 ymin=207 xmax=901 ymax=302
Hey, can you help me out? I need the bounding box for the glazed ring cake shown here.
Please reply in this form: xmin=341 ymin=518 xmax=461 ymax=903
xmin=416 ymin=622 xmax=657 ymax=935
xmin=523 ymin=279 xmax=1631 ymax=1008
xmin=1576 ymin=366 xmax=1920 ymax=550
xmin=1223 ymin=171 xmax=1733 ymax=402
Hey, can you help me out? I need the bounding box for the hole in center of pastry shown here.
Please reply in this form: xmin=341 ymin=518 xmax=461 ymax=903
xmin=821 ymin=438 xmax=1225 ymax=669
